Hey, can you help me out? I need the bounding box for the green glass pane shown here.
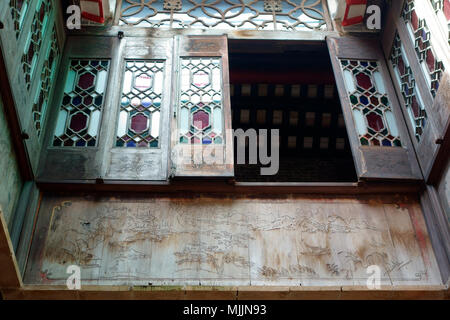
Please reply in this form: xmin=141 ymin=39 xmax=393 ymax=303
xmin=360 ymin=137 xmax=369 ymax=145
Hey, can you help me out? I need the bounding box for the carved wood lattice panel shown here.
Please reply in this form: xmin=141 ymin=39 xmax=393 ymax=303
xmin=119 ymin=0 xmax=327 ymax=30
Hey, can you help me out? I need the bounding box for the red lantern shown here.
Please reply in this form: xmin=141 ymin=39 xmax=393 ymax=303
xmin=80 ymin=0 xmax=105 ymax=24
xmin=342 ymin=0 xmax=367 ymax=26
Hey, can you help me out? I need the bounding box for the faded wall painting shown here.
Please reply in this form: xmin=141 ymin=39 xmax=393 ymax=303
xmin=25 ymin=194 xmax=441 ymax=287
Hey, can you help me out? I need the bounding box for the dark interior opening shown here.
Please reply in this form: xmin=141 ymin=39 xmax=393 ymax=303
xmin=229 ymin=40 xmax=357 ymax=182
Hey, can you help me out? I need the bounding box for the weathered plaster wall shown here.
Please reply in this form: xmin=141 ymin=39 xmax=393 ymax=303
xmin=0 ymin=97 xmax=22 ymax=229
xmin=437 ymin=157 xmax=450 ymax=225
xmin=25 ymin=193 xmax=442 ymax=287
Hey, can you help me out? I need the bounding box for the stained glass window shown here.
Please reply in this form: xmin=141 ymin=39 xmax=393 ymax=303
xmin=53 ymin=60 xmax=110 ymax=147
xmin=390 ymin=33 xmax=427 ymax=142
xmin=402 ymin=0 xmax=445 ymax=97
xmin=116 ymin=60 xmax=164 ymax=148
xmin=22 ymin=0 xmax=52 ymax=91
xmin=32 ymin=27 xmax=59 ymax=137
xmin=340 ymin=60 xmax=402 ymax=147
xmin=430 ymin=0 xmax=450 ymax=44
xmin=10 ymin=0 xmax=30 ymax=38
xmin=178 ymin=57 xmax=223 ymax=145
xmin=119 ymin=0 xmax=326 ymax=30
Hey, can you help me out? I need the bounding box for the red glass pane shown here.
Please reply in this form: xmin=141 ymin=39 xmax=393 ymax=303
xmin=27 ymin=47 xmax=33 ymax=64
xmin=411 ymin=10 xmax=419 ymax=31
xmin=40 ymin=4 xmax=45 ymax=23
xmin=193 ymin=110 xmax=210 ymax=129
xmin=83 ymin=96 xmax=93 ymax=105
xmin=78 ymin=73 xmax=95 ymax=90
xmin=370 ymin=96 xmax=379 ymax=106
xmin=70 ymin=113 xmax=88 ymax=132
xmin=356 ymin=73 xmax=373 ymax=90
xmin=366 ymin=112 xmax=385 ymax=131
xmin=130 ymin=114 xmax=148 ymax=133
xmin=444 ymin=0 xmax=450 ymax=21
xmin=426 ymin=49 xmax=435 ymax=72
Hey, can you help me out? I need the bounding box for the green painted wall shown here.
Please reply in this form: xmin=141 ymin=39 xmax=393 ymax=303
xmin=0 ymin=96 xmax=23 ymax=229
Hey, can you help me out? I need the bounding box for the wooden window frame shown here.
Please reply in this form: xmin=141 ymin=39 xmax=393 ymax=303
xmin=0 ymin=0 xmax=65 ymax=174
xmin=382 ymin=0 xmax=450 ymax=182
xmin=327 ymin=36 xmax=422 ymax=181
xmin=38 ymin=36 xmax=120 ymax=181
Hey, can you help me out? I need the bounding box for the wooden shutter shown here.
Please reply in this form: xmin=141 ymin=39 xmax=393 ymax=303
xmin=103 ymin=38 xmax=173 ymax=181
xmin=38 ymin=36 xmax=119 ymax=181
xmin=0 ymin=0 xmax=63 ymax=174
xmin=381 ymin=0 xmax=450 ymax=182
xmin=171 ymin=35 xmax=234 ymax=178
xmin=327 ymin=36 xmax=422 ymax=181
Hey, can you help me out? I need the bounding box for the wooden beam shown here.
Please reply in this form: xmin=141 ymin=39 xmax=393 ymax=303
xmin=0 ymin=209 xmax=23 ymax=289
xmin=35 ymin=179 xmax=423 ymax=195
xmin=1 ymin=284 xmax=448 ymax=300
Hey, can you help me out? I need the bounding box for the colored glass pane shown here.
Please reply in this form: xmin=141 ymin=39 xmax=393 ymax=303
xmin=10 ymin=0 xmax=29 ymax=38
xmin=356 ymin=73 xmax=372 ymax=90
xmin=193 ymin=110 xmax=209 ymax=129
xmin=78 ymin=73 xmax=95 ymax=90
xmin=366 ymin=112 xmax=384 ymax=132
xmin=53 ymin=59 xmax=110 ymax=147
xmin=32 ymin=27 xmax=59 ymax=137
xmin=130 ymin=114 xmax=149 ymax=133
xmin=69 ymin=113 xmax=88 ymax=132
xmin=179 ymin=57 xmax=223 ymax=145
xmin=390 ymin=32 xmax=427 ymax=142
xmin=116 ymin=60 xmax=164 ymax=148
xmin=21 ymin=0 xmax=52 ymax=90
xmin=403 ymin=0 xmax=445 ymax=97
xmin=340 ymin=59 xmax=402 ymax=147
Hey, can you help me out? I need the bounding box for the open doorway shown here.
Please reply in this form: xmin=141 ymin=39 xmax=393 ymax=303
xmin=229 ymin=40 xmax=357 ymax=182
